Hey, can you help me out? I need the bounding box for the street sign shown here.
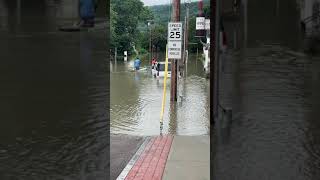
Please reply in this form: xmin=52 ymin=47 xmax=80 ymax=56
xmin=205 ymin=19 xmax=210 ymax=30
xmin=124 ymin=51 xmax=127 ymax=61
xmin=196 ymin=17 xmax=205 ymax=30
xmin=168 ymin=41 xmax=182 ymax=59
xmin=168 ymin=22 xmax=183 ymax=41
xmin=168 ymin=22 xmax=183 ymax=59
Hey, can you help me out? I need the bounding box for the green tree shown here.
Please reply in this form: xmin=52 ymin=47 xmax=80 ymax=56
xmin=110 ymin=3 xmax=117 ymax=48
xmin=188 ymin=16 xmax=199 ymax=53
xmin=110 ymin=0 xmax=154 ymax=54
xmin=151 ymin=25 xmax=167 ymax=51
xmin=146 ymin=1 xmax=210 ymax=53
xmin=136 ymin=24 xmax=167 ymax=56
xmin=204 ymin=5 xmax=210 ymax=18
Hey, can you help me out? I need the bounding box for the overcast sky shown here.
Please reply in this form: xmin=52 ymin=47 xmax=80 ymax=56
xmin=141 ymin=0 xmax=199 ymax=6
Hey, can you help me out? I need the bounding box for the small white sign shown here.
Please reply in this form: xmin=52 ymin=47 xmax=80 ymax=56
xmin=168 ymin=22 xmax=183 ymax=59
xmin=196 ymin=17 xmax=205 ymax=30
xmin=205 ymin=19 xmax=210 ymax=30
xmin=124 ymin=51 xmax=127 ymax=61
xmin=168 ymin=41 xmax=182 ymax=59
xmin=168 ymin=22 xmax=183 ymax=41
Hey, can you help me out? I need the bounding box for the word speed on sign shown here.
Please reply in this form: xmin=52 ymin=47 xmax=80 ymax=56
xmin=168 ymin=22 xmax=182 ymax=41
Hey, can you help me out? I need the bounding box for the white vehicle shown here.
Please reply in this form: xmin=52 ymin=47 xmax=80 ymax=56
xmin=152 ymin=62 xmax=171 ymax=78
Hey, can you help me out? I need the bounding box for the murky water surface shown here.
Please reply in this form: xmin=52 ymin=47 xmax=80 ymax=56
xmin=213 ymin=0 xmax=320 ymax=179
xmin=0 ymin=1 xmax=108 ymax=179
xmin=111 ymin=54 xmax=210 ymax=136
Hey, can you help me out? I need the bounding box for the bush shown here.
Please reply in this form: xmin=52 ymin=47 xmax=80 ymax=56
xmin=139 ymin=48 xmax=148 ymax=54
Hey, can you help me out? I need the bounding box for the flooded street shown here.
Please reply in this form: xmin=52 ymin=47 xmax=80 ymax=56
xmin=213 ymin=0 xmax=320 ymax=179
xmin=111 ymin=54 xmax=210 ymax=136
xmin=0 ymin=0 xmax=108 ymax=179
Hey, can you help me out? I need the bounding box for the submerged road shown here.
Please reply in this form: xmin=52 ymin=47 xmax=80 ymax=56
xmin=213 ymin=0 xmax=320 ymax=179
xmin=0 ymin=1 xmax=108 ymax=179
xmin=110 ymin=55 xmax=210 ymax=136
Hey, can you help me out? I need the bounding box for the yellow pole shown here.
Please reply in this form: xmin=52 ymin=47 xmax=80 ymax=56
xmin=160 ymin=44 xmax=169 ymax=125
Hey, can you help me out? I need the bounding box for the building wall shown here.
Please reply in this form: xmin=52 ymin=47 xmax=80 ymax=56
xmin=301 ymin=0 xmax=320 ymax=29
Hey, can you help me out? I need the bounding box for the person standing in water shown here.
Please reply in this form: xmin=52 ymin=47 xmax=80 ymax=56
xmin=79 ymin=0 xmax=98 ymax=27
xmin=134 ymin=57 xmax=141 ymax=71
xmin=151 ymin=57 xmax=157 ymax=69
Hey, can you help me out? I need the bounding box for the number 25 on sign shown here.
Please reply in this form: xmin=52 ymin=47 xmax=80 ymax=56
xmin=168 ymin=22 xmax=182 ymax=41
xmin=169 ymin=31 xmax=181 ymax=39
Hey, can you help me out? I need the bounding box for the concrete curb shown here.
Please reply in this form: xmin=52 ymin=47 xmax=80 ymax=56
xmin=116 ymin=135 xmax=174 ymax=180
xmin=116 ymin=136 xmax=151 ymax=180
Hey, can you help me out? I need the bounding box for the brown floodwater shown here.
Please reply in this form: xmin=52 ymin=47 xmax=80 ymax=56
xmin=110 ymin=54 xmax=210 ymax=136
xmin=0 ymin=0 xmax=108 ymax=179
xmin=213 ymin=0 xmax=320 ymax=179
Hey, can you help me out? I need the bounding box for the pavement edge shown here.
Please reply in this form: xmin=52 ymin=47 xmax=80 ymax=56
xmin=116 ymin=136 xmax=151 ymax=180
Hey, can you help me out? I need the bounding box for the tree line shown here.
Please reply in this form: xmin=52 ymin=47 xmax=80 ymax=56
xmin=110 ymin=0 xmax=210 ymax=59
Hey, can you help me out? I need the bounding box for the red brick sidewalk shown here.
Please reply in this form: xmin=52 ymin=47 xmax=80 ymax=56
xmin=124 ymin=135 xmax=173 ymax=180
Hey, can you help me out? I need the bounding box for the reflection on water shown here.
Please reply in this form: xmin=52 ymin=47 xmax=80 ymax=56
xmin=111 ymin=54 xmax=210 ymax=136
xmin=214 ymin=0 xmax=320 ymax=179
xmin=0 ymin=0 xmax=108 ymax=179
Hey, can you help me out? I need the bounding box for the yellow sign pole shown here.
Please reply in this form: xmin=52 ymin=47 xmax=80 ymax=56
xmin=160 ymin=44 xmax=169 ymax=129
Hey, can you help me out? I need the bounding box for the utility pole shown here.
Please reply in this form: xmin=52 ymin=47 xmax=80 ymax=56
xmin=244 ymin=0 xmax=247 ymax=48
xmin=212 ymin=0 xmax=220 ymax=126
xmin=147 ymin=20 xmax=153 ymax=64
xmin=170 ymin=0 xmax=180 ymax=102
xmin=184 ymin=0 xmax=190 ymax=67
xmin=181 ymin=15 xmax=187 ymax=78
xmin=149 ymin=22 xmax=152 ymax=63
xmin=186 ymin=1 xmax=189 ymax=65
xmin=16 ymin=0 xmax=21 ymax=26
xmin=182 ymin=16 xmax=186 ymax=68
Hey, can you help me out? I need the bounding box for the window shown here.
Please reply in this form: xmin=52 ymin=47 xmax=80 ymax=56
xmin=158 ymin=64 xmax=171 ymax=71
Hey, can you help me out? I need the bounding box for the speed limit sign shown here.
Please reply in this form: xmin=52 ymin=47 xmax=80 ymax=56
xmin=168 ymin=22 xmax=183 ymax=59
xmin=168 ymin=22 xmax=182 ymax=41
